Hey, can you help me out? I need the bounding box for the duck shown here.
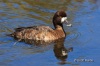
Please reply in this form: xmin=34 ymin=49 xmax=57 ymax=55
xmin=8 ymin=10 xmax=72 ymax=42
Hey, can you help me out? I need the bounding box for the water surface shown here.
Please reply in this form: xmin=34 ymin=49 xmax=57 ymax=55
xmin=0 ymin=0 xmax=100 ymax=66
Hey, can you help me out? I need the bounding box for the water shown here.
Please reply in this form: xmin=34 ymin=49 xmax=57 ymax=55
xmin=0 ymin=0 xmax=100 ymax=66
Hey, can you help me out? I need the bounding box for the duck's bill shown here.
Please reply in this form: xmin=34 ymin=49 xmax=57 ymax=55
xmin=61 ymin=17 xmax=72 ymax=27
xmin=64 ymin=20 xmax=72 ymax=27
xmin=66 ymin=23 xmax=72 ymax=27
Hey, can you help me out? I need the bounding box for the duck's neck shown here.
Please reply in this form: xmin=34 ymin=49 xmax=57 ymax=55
xmin=55 ymin=25 xmax=63 ymax=30
xmin=54 ymin=25 xmax=66 ymax=36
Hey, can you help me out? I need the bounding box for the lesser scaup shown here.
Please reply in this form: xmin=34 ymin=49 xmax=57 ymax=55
xmin=8 ymin=10 xmax=72 ymax=42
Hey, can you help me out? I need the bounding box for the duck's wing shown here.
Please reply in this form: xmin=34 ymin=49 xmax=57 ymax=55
xmin=11 ymin=26 xmax=54 ymax=40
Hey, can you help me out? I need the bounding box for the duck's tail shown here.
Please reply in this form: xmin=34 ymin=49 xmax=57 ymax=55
xmin=6 ymin=33 xmax=15 ymax=37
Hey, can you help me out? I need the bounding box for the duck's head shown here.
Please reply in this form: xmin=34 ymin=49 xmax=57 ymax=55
xmin=53 ymin=10 xmax=72 ymax=28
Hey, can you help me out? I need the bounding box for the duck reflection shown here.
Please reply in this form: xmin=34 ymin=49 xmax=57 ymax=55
xmin=53 ymin=38 xmax=73 ymax=64
xmin=21 ymin=38 xmax=73 ymax=64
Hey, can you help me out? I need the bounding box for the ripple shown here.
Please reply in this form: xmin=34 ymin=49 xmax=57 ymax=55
xmin=66 ymin=32 xmax=81 ymax=42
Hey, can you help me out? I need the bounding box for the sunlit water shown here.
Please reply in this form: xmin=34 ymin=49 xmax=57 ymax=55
xmin=0 ymin=0 xmax=100 ymax=66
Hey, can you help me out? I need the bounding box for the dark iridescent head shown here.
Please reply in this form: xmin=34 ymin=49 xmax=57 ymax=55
xmin=53 ymin=10 xmax=72 ymax=28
